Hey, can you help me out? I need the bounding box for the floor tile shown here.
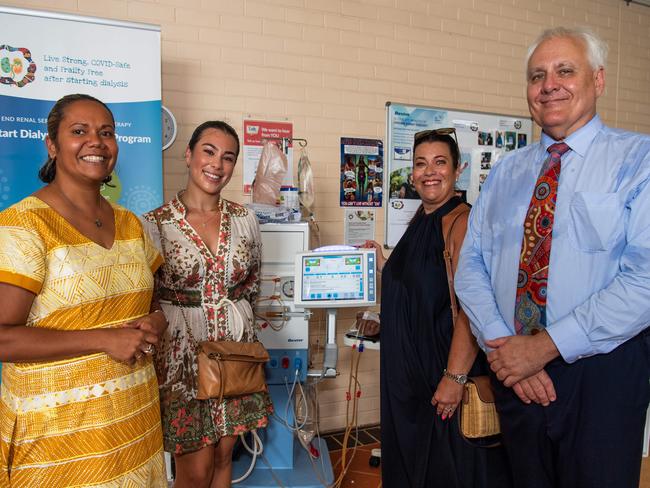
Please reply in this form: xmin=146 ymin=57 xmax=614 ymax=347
xmin=365 ymin=426 xmax=381 ymax=441
xmin=355 ymin=429 xmax=377 ymax=445
xmin=324 ymin=435 xmax=342 ymax=452
xmin=336 ymin=471 xmax=381 ymax=488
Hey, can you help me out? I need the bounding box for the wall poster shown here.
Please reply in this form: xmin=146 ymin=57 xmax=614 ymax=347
xmin=339 ymin=137 xmax=383 ymax=207
xmin=242 ymin=119 xmax=293 ymax=194
xmin=385 ymin=102 xmax=533 ymax=248
xmin=0 ymin=6 xmax=162 ymax=214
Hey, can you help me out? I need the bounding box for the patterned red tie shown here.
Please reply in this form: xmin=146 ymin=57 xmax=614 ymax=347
xmin=514 ymin=142 xmax=570 ymax=335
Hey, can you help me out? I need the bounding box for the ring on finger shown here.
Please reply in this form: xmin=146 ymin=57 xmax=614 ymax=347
xmin=143 ymin=344 xmax=154 ymax=355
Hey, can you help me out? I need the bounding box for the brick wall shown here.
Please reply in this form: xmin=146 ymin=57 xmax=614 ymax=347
xmin=5 ymin=0 xmax=650 ymax=432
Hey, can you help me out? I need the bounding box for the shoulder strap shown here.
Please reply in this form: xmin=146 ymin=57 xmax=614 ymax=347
xmin=443 ymin=205 xmax=470 ymax=327
xmin=153 ymin=212 xmax=245 ymax=346
xmin=153 ymin=212 xmax=201 ymax=349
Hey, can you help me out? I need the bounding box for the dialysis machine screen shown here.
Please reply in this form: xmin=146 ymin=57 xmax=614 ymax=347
xmin=293 ymin=248 xmax=376 ymax=308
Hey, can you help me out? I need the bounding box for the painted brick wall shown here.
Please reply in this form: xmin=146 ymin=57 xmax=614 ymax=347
xmin=5 ymin=0 xmax=650 ymax=432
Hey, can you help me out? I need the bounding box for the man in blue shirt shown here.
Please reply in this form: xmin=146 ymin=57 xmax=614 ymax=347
xmin=456 ymin=26 xmax=650 ymax=488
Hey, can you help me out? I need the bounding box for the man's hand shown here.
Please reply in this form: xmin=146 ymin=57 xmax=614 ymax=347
xmin=512 ymin=370 xmax=556 ymax=406
xmin=485 ymin=331 xmax=560 ymax=387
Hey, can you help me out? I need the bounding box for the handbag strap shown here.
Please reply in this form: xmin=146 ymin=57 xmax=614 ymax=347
xmin=154 ymin=212 xmax=200 ymax=350
xmin=442 ymin=205 xmax=470 ymax=327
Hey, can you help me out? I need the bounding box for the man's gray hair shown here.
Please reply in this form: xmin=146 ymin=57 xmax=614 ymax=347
xmin=526 ymin=26 xmax=609 ymax=71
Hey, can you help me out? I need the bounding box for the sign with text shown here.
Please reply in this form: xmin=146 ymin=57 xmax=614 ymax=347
xmin=242 ymin=119 xmax=293 ymax=194
xmin=0 ymin=7 xmax=162 ymax=214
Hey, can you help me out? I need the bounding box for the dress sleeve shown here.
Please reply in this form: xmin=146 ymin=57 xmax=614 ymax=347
xmin=140 ymin=214 xmax=164 ymax=274
xmin=0 ymin=207 xmax=46 ymax=294
xmin=236 ymin=211 xmax=262 ymax=304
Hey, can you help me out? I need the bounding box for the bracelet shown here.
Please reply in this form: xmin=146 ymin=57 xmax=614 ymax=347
xmin=443 ymin=368 xmax=468 ymax=385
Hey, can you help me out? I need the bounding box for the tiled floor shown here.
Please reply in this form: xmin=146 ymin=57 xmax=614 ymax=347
xmin=324 ymin=426 xmax=382 ymax=488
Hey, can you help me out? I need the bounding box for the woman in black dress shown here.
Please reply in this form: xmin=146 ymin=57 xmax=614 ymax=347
xmin=365 ymin=130 xmax=511 ymax=488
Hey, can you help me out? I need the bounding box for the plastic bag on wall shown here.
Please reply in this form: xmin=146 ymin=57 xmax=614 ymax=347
xmin=297 ymin=147 xmax=314 ymax=212
xmin=252 ymin=141 xmax=288 ymax=205
xmin=297 ymin=145 xmax=320 ymax=247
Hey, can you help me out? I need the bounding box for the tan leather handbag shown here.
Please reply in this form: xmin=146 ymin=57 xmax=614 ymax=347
xmin=196 ymin=340 xmax=269 ymax=401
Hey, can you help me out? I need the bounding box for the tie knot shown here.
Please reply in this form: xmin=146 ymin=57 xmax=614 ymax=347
xmin=547 ymin=142 xmax=570 ymax=157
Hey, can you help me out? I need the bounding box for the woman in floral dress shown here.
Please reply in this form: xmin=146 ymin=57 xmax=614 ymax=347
xmin=143 ymin=121 xmax=272 ymax=488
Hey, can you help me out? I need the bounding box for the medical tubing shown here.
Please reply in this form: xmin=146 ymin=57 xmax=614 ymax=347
xmin=232 ymin=430 xmax=263 ymax=484
xmin=333 ymin=343 xmax=363 ymax=487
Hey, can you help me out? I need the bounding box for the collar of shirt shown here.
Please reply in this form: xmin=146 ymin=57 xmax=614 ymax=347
xmin=540 ymin=114 xmax=603 ymax=159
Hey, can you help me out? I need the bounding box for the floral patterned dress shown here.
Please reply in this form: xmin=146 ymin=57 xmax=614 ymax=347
xmin=142 ymin=194 xmax=273 ymax=455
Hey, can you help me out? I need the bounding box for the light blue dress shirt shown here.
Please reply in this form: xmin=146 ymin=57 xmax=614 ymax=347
xmin=456 ymin=115 xmax=650 ymax=363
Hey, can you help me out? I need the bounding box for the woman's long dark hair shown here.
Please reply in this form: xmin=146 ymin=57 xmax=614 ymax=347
xmin=38 ymin=94 xmax=115 ymax=184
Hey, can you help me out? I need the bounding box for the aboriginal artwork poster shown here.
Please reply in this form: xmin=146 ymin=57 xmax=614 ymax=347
xmin=0 ymin=7 xmax=162 ymax=214
xmin=340 ymin=137 xmax=383 ymax=207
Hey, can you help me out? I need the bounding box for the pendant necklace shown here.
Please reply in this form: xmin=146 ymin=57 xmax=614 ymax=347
xmin=183 ymin=196 xmax=220 ymax=228
xmin=197 ymin=209 xmax=220 ymax=228
xmin=55 ymin=185 xmax=104 ymax=228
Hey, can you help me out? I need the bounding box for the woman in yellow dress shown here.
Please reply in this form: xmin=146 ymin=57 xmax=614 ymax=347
xmin=0 ymin=94 xmax=167 ymax=486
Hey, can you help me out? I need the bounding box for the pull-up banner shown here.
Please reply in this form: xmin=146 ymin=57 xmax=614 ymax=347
xmin=0 ymin=6 xmax=162 ymax=214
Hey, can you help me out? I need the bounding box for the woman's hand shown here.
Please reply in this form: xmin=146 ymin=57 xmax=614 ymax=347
xmin=355 ymin=311 xmax=380 ymax=336
xmin=101 ymin=327 xmax=159 ymax=365
xmin=431 ymin=377 xmax=465 ymax=420
xmin=360 ymin=240 xmax=387 ymax=272
xmin=122 ymin=310 xmax=168 ymax=356
xmin=125 ymin=310 xmax=168 ymax=338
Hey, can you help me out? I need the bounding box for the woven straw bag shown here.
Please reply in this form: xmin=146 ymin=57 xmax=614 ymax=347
xmin=459 ymin=376 xmax=500 ymax=439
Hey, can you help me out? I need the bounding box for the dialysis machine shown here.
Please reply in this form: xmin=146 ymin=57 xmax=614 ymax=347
xmin=232 ymin=222 xmax=324 ymax=487
xmin=232 ymin=222 xmax=377 ymax=486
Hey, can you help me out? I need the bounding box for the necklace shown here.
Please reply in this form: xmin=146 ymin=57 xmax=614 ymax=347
xmin=182 ymin=195 xmax=221 ymax=228
xmin=199 ymin=211 xmax=220 ymax=228
xmin=54 ymin=185 xmax=104 ymax=228
xmin=187 ymin=207 xmax=220 ymax=228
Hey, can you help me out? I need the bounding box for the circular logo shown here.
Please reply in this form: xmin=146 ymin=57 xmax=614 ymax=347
xmin=470 ymin=122 xmax=479 ymax=132
xmin=514 ymin=120 xmax=522 ymax=129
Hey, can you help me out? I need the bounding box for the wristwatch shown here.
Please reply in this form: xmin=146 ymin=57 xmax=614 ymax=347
xmin=443 ymin=368 xmax=468 ymax=385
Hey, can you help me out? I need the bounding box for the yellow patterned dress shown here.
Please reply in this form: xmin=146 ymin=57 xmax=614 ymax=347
xmin=0 ymin=196 xmax=166 ymax=487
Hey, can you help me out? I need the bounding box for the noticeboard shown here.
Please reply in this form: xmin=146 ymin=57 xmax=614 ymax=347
xmin=385 ymin=102 xmax=533 ymax=248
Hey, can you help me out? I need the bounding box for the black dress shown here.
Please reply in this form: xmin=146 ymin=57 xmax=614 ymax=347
xmin=380 ymin=197 xmax=511 ymax=488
